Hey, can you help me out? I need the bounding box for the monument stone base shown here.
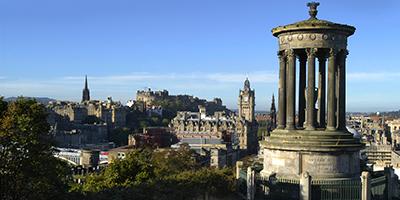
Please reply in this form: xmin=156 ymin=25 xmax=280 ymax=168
xmin=260 ymin=129 xmax=362 ymax=180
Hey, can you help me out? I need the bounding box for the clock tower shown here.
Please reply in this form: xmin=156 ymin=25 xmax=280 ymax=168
xmin=237 ymin=78 xmax=258 ymax=153
xmin=238 ymin=78 xmax=255 ymax=122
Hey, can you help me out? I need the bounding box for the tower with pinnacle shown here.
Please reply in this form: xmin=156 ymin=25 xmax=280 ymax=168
xmin=82 ymin=75 xmax=90 ymax=102
xmin=237 ymin=78 xmax=258 ymax=153
xmin=238 ymin=78 xmax=255 ymax=122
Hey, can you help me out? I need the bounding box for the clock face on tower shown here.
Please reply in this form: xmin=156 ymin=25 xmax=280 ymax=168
xmin=244 ymin=96 xmax=249 ymax=102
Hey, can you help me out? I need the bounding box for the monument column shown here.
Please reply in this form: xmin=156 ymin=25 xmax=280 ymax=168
xmin=298 ymin=54 xmax=307 ymax=128
xmin=337 ymin=49 xmax=348 ymax=130
xmin=277 ymin=51 xmax=287 ymax=129
xmin=286 ymin=49 xmax=296 ymax=130
xmin=306 ymin=48 xmax=317 ymax=130
xmin=317 ymin=55 xmax=326 ymax=128
xmin=327 ymin=49 xmax=337 ymax=131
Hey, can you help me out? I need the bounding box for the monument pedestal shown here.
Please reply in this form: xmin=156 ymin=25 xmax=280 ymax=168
xmin=261 ymin=129 xmax=362 ymax=180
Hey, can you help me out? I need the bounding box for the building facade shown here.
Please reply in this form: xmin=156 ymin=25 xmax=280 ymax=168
xmin=170 ymin=79 xmax=258 ymax=154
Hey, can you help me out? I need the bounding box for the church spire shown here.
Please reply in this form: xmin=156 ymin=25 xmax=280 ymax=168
xmin=269 ymin=93 xmax=277 ymax=130
xmin=82 ymin=75 xmax=90 ymax=102
xmin=85 ymin=75 xmax=88 ymax=89
xmin=271 ymin=93 xmax=275 ymax=109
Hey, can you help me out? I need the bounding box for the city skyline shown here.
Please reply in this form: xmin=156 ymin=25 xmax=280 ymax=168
xmin=1 ymin=0 xmax=400 ymax=112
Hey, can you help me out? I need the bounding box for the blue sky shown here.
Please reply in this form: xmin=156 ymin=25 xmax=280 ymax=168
xmin=0 ymin=0 xmax=399 ymax=112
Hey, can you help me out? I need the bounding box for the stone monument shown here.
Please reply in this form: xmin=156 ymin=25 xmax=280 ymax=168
xmin=261 ymin=2 xmax=362 ymax=180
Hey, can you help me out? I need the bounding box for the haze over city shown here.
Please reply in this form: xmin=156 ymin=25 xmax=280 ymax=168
xmin=1 ymin=0 xmax=400 ymax=112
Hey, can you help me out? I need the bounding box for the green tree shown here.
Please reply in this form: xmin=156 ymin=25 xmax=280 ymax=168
xmin=161 ymin=118 xmax=170 ymax=126
xmin=0 ymin=97 xmax=7 ymax=115
xmin=0 ymin=98 xmax=71 ymax=200
xmin=108 ymin=127 xmax=131 ymax=146
xmin=73 ymin=146 xmax=236 ymax=200
xmin=139 ymin=120 xmax=149 ymax=129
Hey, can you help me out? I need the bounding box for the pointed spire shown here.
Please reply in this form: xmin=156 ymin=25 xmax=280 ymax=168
xmin=272 ymin=93 xmax=275 ymax=103
xmin=85 ymin=75 xmax=88 ymax=89
xmin=82 ymin=75 xmax=90 ymax=102
xmin=270 ymin=93 xmax=276 ymax=111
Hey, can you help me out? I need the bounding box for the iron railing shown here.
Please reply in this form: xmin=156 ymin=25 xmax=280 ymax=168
xmin=311 ymin=179 xmax=361 ymax=200
xmin=371 ymin=175 xmax=387 ymax=200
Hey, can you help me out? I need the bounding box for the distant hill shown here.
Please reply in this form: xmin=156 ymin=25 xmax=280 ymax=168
xmin=3 ymin=97 xmax=56 ymax=105
xmin=380 ymin=110 xmax=400 ymax=118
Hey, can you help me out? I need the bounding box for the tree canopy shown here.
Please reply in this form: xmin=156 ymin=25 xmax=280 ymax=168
xmin=0 ymin=98 xmax=71 ymax=200
xmin=72 ymin=146 xmax=236 ymax=200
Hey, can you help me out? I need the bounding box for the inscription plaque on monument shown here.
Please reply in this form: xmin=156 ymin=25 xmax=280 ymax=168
xmin=303 ymin=155 xmax=338 ymax=174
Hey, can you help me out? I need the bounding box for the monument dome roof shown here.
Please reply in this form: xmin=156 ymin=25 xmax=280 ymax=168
xmin=272 ymin=2 xmax=355 ymax=37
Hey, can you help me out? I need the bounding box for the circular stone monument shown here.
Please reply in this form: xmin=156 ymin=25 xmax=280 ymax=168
xmin=261 ymin=2 xmax=363 ymax=180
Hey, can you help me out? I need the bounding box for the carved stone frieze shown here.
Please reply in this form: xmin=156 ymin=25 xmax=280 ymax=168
xmin=278 ymin=32 xmax=347 ymax=50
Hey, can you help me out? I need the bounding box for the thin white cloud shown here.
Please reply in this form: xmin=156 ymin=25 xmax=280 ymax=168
xmin=63 ymin=73 xmax=178 ymax=82
xmin=57 ymin=71 xmax=400 ymax=84
xmin=206 ymin=71 xmax=277 ymax=83
xmin=348 ymin=72 xmax=400 ymax=81
xmin=62 ymin=71 xmax=278 ymax=84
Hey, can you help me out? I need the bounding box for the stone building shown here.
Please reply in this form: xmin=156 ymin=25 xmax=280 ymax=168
xmin=136 ymin=88 xmax=169 ymax=108
xmin=388 ymin=119 xmax=400 ymax=134
xmin=210 ymin=144 xmax=239 ymax=168
xmin=48 ymin=77 xmax=129 ymax=148
xmin=128 ymin=127 xmax=178 ymax=148
xmin=170 ymin=79 xmax=258 ymax=154
xmin=51 ymin=122 xmax=108 ymax=148
xmin=50 ymin=100 xmax=127 ymax=128
xmin=261 ymin=2 xmax=362 ymax=181
xmin=393 ymin=130 xmax=400 ymax=149
xmin=135 ymin=88 xmax=229 ymax=114
xmin=363 ymin=144 xmax=392 ymax=169
xmin=347 ymin=115 xmax=390 ymax=145
xmin=52 ymin=103 xmax=88 ymax=123
xmin=237 ymin=79 xmax=258 ymax=153
xmin=238 ymin=78 xmax=255 ymax=122
xmin=171 ymin=107 xmax=236 ymax=146
xmin=49 ymin=79 xmax=128 ymax=128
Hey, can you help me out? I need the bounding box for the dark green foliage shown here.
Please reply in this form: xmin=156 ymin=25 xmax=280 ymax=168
xmin=0 ymin=98 xmax=71 ymax=200
xmin=125 ymin=110 xmax=166 ymax=131
xmin=72 ymin=146 xmax=236 ymax=200
xmin=161 ymin=118 xmax=170 ymax=126
xmin=152 ymin=98 xmax=230 ymax=120
xmin=0 ymin=97 xmax=7 ymax=116
xmin=108 ymin=127 xmax=131 ymax=146
xmin=82 ymin=115 xmax=103 ymax=124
